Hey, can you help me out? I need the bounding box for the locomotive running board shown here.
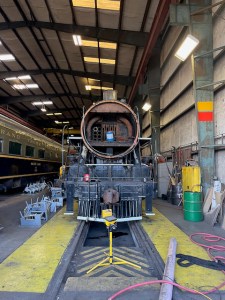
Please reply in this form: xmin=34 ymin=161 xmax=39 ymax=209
xmin=77 ymin=216 xmax=142 ymax=222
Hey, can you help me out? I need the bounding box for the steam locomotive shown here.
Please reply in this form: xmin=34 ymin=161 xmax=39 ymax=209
xmin=0 ymin=111 xmax=61 ymax=192
xmin=64 ymin=92 xmax=154 ymax=222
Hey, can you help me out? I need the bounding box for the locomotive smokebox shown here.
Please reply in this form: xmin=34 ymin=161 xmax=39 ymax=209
xmin=80 ymin=99 xmax=140 ymax=159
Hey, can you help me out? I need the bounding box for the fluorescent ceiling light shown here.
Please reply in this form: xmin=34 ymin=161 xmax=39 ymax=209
xmin=18 ymin=75 xmax=31 ymax=80
xmin=87 ymin=78 xmax=100 ymax=81
xmin=85 ymin=85 xmax=113 ymax=91
xmin=32 ymin=101 xmax=43 ymax=105
xmin=43 ymin=100 xmax=53 ymax=105
xmin=55 ymin=121 xmax=69 ymax=124
xmin=82 ymin=40 xmax=117 ymax=49
xmin=73 ymin=35 xmax=82 ymax=46
xmin=72 ymin=0 xmax=120 ymax=11
xmin=26 ymin=83 xmax=39 ymax=89
xmin=32 ymin=101 xmax=53 ymax=106
xmin=175 ymin=34 xmax=199 ymax=61
xmin=41 ymin=106 xmax=46 ymax=112
xmin=4 ymin=75 xmax=31 ymax=81
xmin=13 ymin=84 xmax=27 ymax=90
xmin=0 ymin=54 xmax=15 ymax=61
xmin=85 ymin=85 xmax=92 ymax=90
xmin=142 ymin=103 xmax=151 ymax=111
xmin=84 ymin=57 xmax=115 ymax=65
xmin=32 ymin=101 xmax=44 ymax=105
xmin=93 ymin=86 xmax=113 ymax=90
xmin=47 ymin=112 xmax=62 ymax=116
xmin=5 ymin=77 xmax=17 ymax=81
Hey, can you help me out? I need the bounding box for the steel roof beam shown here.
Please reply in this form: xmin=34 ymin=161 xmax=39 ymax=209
xmin=0 ymin=93 xmax=99 ymax=105
xmin=0 ymin=69 xmax=133 ymax=86
xmin=24 ymin=108 xmax=80 ymax=117
xmin=0 ymin=21 xmax=148 ymax=47
xmin=35 ymin=118 xmax=80 ymax=128
xmin=44 ymin=128 xmax=80 ymax=135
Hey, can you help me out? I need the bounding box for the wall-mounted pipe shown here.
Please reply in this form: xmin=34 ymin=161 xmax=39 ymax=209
xmin=128 ymin=0 xmax=175 ymax=105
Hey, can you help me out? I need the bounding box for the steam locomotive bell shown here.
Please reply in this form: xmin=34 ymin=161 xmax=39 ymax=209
xmin=65 ymin=91 xmax=153 ymax=221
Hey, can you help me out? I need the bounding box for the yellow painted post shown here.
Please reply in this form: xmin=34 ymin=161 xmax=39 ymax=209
xmin=109 ymin=231 xmax=113 ymax=264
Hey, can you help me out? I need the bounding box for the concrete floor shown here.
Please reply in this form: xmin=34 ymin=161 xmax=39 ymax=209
xmin=0 ymin=194 xmax=224 ymax=300
xmin=0 ymin=190 xmax=47 ymax=262
xmin=153 ymin=199 xmax=225 ymax=237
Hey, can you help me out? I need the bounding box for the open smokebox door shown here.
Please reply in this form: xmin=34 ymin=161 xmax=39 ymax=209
xmin=81 ymin=100 xmax=140 ymax=160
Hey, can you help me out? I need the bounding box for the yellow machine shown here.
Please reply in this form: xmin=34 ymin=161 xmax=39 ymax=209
xmin=101 ymin=209 xmax=113 ymax=219
xmin=86 ymin=210 xmax=141 ymax=274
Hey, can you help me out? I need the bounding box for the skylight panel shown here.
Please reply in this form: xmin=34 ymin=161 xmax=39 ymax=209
xmin=82 ymin=40 xmax=117 ymax=49
xmin=84 ymin=57 xmax=115 ymax=65
xmin=72 ymin=0 xmax=120 ymax=11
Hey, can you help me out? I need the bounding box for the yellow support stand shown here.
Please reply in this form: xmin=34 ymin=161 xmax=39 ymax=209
xmin=87 ymin=216 xmax=141 ymax=274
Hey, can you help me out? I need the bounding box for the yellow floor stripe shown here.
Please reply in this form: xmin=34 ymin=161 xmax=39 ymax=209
xmin=142 ymin=207 xmax=225 ymax=291
xmin=0 ymin=204 xmax=78 ymax=293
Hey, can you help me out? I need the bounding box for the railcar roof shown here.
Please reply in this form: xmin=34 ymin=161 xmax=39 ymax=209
xmin=0 ymin=113 xmax=61 ymax=148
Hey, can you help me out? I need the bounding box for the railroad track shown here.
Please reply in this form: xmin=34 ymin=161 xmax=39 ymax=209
xmin=1 ymin=201 xmax=217 ymax=300
xmin=43 ymin=220 xmax=166 ymax=300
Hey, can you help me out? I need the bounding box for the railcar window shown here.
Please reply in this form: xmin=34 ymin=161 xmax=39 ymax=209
xmin=38 ymin=149 xmax=45 ymax=158
xmin=9 ymin=141 xmax=22 ymax=155
xmin=26 ymin=145 xmax=34 ymax=157
xmin=0 ymin=139 xmax=3 ymax=152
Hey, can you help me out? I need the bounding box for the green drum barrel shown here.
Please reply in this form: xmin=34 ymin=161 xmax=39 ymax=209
xmin=183 ymin=192 xmax=203 ymax=222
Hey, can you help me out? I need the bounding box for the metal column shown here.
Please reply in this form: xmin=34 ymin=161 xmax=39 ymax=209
xmin=147 ymin=48 xmax=161 ymax=155
xmin=137 ymin=47 xmax=161 ymax=155
xmin=66 ymin=181 xmax=75 ymax=213
xmin=170 ymin=1 xmax=214 ymax=195
xmin=133 ymin=94 xmax=143 ymax=135
xmin=191 ymin=0 xmax=214 ymax=195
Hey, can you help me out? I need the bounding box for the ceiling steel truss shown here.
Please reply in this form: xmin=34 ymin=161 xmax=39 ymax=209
xmin=0 ymin=0 xmax=169 ymax=135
